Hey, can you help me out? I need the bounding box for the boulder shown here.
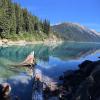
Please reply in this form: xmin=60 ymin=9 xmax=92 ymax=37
xmin=0 ymin=83 xmax=11 ymax=100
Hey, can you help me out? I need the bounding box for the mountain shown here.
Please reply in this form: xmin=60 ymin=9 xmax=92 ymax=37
xmin=51 ymin=23 xmax=100 ymax=42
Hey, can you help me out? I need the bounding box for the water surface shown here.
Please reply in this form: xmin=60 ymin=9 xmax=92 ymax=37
xmin=0 ymin=42 xmax=100 ymax=99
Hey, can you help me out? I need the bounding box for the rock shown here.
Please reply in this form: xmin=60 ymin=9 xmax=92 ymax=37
xmin=79 ymin=60 xmax=93 ymax=73
xmin=79 ymin=60 xmax=93 ymax=69
xmin=2 ymin=39 xmax=8 ymax=44
xmin=58 ymin=60 xmax=100 ymax=100
xmin=0 ymin=83 xmax=11 ymax=100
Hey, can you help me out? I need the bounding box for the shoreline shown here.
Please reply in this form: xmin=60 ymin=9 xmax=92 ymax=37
xmin=0 ymin=39 xmax=63 ymax=47
xmin=0 ymin=39 xmax=43 ymax=46
xmin=0 ymin=39 xmax=100 ymax=47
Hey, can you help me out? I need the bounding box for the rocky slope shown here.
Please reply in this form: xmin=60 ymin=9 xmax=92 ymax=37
xmin=51 ymin=23 xmax=100 ymax=42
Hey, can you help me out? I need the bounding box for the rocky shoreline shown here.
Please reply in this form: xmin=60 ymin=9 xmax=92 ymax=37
xmin=0 ymin=39 xmax=44 ymax=46
xmin=0 ymin=39 xmax=62 ymax=47
xmin=43 ymin=60 xmax=100 ymax=100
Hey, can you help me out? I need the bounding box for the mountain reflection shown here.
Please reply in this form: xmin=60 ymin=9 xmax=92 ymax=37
xmin=0 ymin=42 xmax=100 ymax=79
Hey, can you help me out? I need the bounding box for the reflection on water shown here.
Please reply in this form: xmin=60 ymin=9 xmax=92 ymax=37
xmin=7 ymin=74 xmax=33 ymax=100
xmin=0 ymin=42 xmax=100 ymax=99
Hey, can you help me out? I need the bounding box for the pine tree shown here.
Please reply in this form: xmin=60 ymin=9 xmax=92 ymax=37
xmin=15 ymin=3 xmax=22 ymax=34
xmin=43 ymin=19 xmax=50 ymax=35
xmin=7 ymin=0 xmax=16 ymax=35
xmin=22 ymin=8 xmax=30 ymax=32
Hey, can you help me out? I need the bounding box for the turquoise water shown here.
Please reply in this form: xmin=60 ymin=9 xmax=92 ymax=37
xmin=0 ymin=42 xmax=100 ymax=80
xmin=0 ymin=42 xmax=100 ymax=99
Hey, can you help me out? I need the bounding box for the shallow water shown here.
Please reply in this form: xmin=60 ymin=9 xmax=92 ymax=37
xmin=0 ymin=42 xmax=100 ymax=100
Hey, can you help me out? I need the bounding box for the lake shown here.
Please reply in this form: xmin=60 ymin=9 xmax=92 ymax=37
xmin=0 ymin=42 xmax=100 ymax=100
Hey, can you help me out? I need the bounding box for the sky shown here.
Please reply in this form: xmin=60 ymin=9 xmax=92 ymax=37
xmin=13 ymin=0 xmax=100 ymax=32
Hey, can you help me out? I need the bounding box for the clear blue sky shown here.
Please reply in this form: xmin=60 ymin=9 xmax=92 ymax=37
xmin=13 ymin=0 xmax=100 ymax=32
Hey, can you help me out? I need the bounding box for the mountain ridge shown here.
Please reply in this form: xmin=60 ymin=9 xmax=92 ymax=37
xmin=51 ymin=22 xmax=100 ymax=42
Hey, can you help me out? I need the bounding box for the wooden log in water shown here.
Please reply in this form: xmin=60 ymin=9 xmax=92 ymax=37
xmin=9 ymin=63 xmax=33 ymax=68
xmin=32 ymin=68 xmax=44 ymax=100
xmin=32 ymin=79 xmax=43 ymax=100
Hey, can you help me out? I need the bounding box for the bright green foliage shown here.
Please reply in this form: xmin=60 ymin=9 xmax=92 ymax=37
xmin=0 ymin=0 xmax=50 ymax=40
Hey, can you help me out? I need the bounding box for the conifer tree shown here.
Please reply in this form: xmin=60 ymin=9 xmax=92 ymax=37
xmin=43 ymin=19 xmax=50 ymax=35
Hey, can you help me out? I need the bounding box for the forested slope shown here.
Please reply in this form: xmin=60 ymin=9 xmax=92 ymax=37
xmin=0 ymin=0 xmax=50 ymax=41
